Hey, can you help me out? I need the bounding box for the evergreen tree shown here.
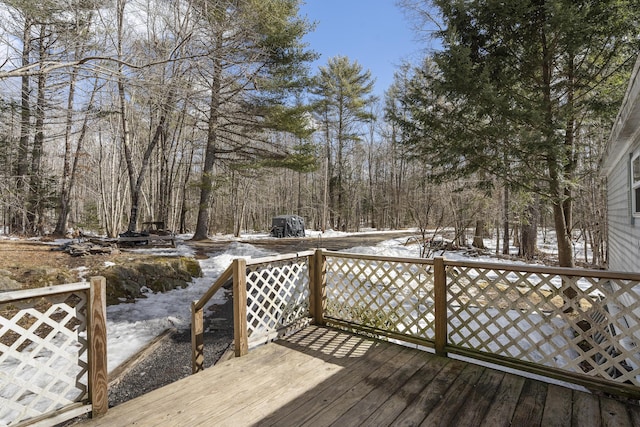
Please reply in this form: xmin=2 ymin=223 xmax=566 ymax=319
xmin=191 ymin=0 xmax=316 ymax=241
xmin=399 ymin=0 xmax=640 ymax=266
xmin=311 ymin=55 xmax=376 ymax=230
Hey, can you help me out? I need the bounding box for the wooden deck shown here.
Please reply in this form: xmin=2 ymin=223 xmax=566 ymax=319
xmin=84 ymin=326 xmax=640 ymax=426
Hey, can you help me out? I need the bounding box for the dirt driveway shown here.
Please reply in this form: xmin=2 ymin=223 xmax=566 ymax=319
xmin=187 ymin=230 xmax=419 ymax=256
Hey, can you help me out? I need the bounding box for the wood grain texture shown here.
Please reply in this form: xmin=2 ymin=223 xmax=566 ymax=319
xmin=88 ymin=276 xmax=108 ymax=418
xmin=232 ymin=258 xmax=248 ymax=357
xmin=190 ymin=302 xmax=204 ymax=373
xmin=79 ymin=326 xmax=640 ymax=427
xmin=313 ymin=249 xmax=326 ymax=326
xmin=479 ymin=373 xmax=526 ymax=427
xmin=573 ymin=391 xmax=602 ymax=427
xmin=540 ymin=384 xmax=573 ymax=427
xmin=434 ymin=256 xmax=447 ymax=356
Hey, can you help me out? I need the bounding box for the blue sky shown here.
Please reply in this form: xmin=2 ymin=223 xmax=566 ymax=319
xmin=299 ymin=1 xmax=427 ymax=97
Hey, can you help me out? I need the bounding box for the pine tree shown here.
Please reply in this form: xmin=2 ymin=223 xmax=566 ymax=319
xmin=191 ymin=0 xmax=316 ymax=241
xmin=311 ymin=56 xmax=376 ymax=231
xmin=399 ymin=0 xmax=640 ymax=266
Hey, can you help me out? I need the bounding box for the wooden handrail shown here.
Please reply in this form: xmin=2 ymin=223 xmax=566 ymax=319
xmin=443 ymin=258 xmax=640 ymax=280
xmin=244 ymin=251 xmax=314 ymax=267
xmin=191 ymin=263 xmax=234 ymax=373
xmin=0 ymin=281 xmax=88 ymax=303
xmin=193 ymin=264 xmax=234 ymax=312
xmin=321 ymin=250 xmax=435 ymax=265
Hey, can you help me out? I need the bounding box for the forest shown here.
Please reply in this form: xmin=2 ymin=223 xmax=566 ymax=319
xmin=0 ymin=0 xmax=639 ymax=269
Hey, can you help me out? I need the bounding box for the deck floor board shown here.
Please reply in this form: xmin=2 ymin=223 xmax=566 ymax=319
xmin=82 ymin=326 xmax=640 ymax=427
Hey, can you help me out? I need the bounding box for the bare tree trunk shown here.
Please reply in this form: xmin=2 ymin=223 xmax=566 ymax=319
xmin=14 ymin=16 xmax=32 ymax=234
xmin=502 ymin=185 xmax=509 ymax=255
xmin=193 ymin=30 xmax=222 ymax=241
xmin=495 ymin=217 xmax=500 ymax=254
xmin=519 ymin=203 xmax=538 ymax=260
xmin=178 ymin=143 xmax=195 ymax=234
xmin=473 ymin=219 xmax=486 ymax=249
xmin=128 ymin=117 xmax=165 ymax=231
xmin=26 ymin=24 xmax=48 ymax=235
xmin=54 ymin=68 xmax=96 ymax=236
xmin=322 ymin=152 xmax=329 ymax=232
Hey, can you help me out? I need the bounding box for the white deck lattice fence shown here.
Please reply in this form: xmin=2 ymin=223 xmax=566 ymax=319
xmin=194 ymin=249 xmax=640 ymax=398
xmin=0 ymin=278 xmax=107 ymax=426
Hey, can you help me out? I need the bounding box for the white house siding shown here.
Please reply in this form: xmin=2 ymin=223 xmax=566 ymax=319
xmin=604 ymin=54 xmax=640 ymax=273
xmin=606 ymin=140 xmax=640 ymax=358
xmin=607 ymin=146 xmax=640 ymax=273
xmin=603 ymin=56 xmax=640 ymax=357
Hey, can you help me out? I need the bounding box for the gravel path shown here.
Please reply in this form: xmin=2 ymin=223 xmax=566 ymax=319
xmin=107 ymin=286 xmax=234 ymax=407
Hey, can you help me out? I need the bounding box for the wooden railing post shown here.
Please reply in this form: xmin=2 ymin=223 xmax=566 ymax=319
xmin=311 ymin=249 xmax=326 ymax=326
xmin=434 ymin=257 xmax=447 ymax=357
xmin=233 ymin=258 xmax=249 ymax=357
xmin=88 ymin=276 xmax=108 ymax=418
xmin=191 ymin=301 xmax=204 ymax=373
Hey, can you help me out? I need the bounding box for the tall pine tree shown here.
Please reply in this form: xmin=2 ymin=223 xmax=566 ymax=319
xmin=399 ymin=0 xmax=640 ymax=266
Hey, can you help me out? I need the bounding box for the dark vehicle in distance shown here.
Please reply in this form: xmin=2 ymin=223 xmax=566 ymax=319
xmin=270 ymin=215 xmax=305 ymax=238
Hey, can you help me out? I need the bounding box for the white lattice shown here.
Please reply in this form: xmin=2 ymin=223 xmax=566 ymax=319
xmin=446 ymin=264 xmax=640 ymax=385
xmin=246 ymin=258 xmax=310 ymax=343
xmin=0 ymin=291 xmax=88 ymax=426
xmin=325 ymin=256 xmax=435 ymax=340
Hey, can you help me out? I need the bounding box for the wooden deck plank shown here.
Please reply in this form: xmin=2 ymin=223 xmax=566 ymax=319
xmin=180 ymin=347 xmax=342 ymax=426
xmin=299 ymin=346 xmax=421 ymax=426
xmin=573 ymin=391 xmax=602 ymax=427
xmin=600 ymin=396 xmax=633 ymax=427
xmin=419 ymin=363 xmax=487 ymax=426
xmin=540 ymin=384 xmax=573 ymax=427
xmin=509 ymin=378 xmax=548 ymax=426
xmin=328 ymin=351 xmax=432 ymax=426
xmin=627 ymin=401 xmax=640 ymax=426
xmin=88 ymin=342 xmax=317 ymax=426
xmin=362 ymin=355 xmax=452 ymax=426
xmin=78 ymin=326 xmax=640 ymax=427
xmin=448 ymin=367 xmax=506 ymax=426
xmin=255 ymin=337 xmax=402 ymax=426
xmin=478 ymin=373 xmax=526 ymax=427
xmin=89 ymin=341 xmax=286 ymax=425
xmin=390 ymin=357 xmax=468 ymax=426
xmin=147 ymin=328 xmax=381 ymax=427
xmin=206 ymin=337 xmax=395 ymax=425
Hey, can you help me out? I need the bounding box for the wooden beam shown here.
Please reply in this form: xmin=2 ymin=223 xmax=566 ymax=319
xmin=191 ymin=301 xmax=204 ymax=373
xmin=434 ymin=257 xmax=447 ymax=357
xmin=312 ymin=249 xmax=326 ymax=326
xmin=244 ymin=251 xmax=315 ymax=266
xmin=193 ymin=264 xmax=233 ymax=312
xmin=233 ymin=259 xmax=249 ymax=357
xmin=88 ymin=276 xmax=108 ymax=418
xmin=0 ymin=282 xmax=88 ymax=304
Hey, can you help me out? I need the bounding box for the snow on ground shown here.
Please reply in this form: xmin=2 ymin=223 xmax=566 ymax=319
xmin=0 ymin=227 xmax=604 ymax=422
xmin=24 ymin=227 xmax=595 ymax=374
xmin=105 ymin=241 xmax=277 ymax=372
xmin=104 ymin=230 xmax=419 ymax=371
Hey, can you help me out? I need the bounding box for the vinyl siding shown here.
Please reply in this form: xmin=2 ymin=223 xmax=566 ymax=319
xmin=607 ymin=141 xmax=640 ymax=273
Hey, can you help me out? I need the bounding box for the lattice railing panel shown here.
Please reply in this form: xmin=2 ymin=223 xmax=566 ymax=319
xmin=0 ymin=291 xmax=88 ymax=425
xmin=325 ymin=255 xmax=435 ymax=341
xmin=446 ymin=264 xmax=640 ymax=385
xmin=246 ymin=258 xmax=311 ymax=343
